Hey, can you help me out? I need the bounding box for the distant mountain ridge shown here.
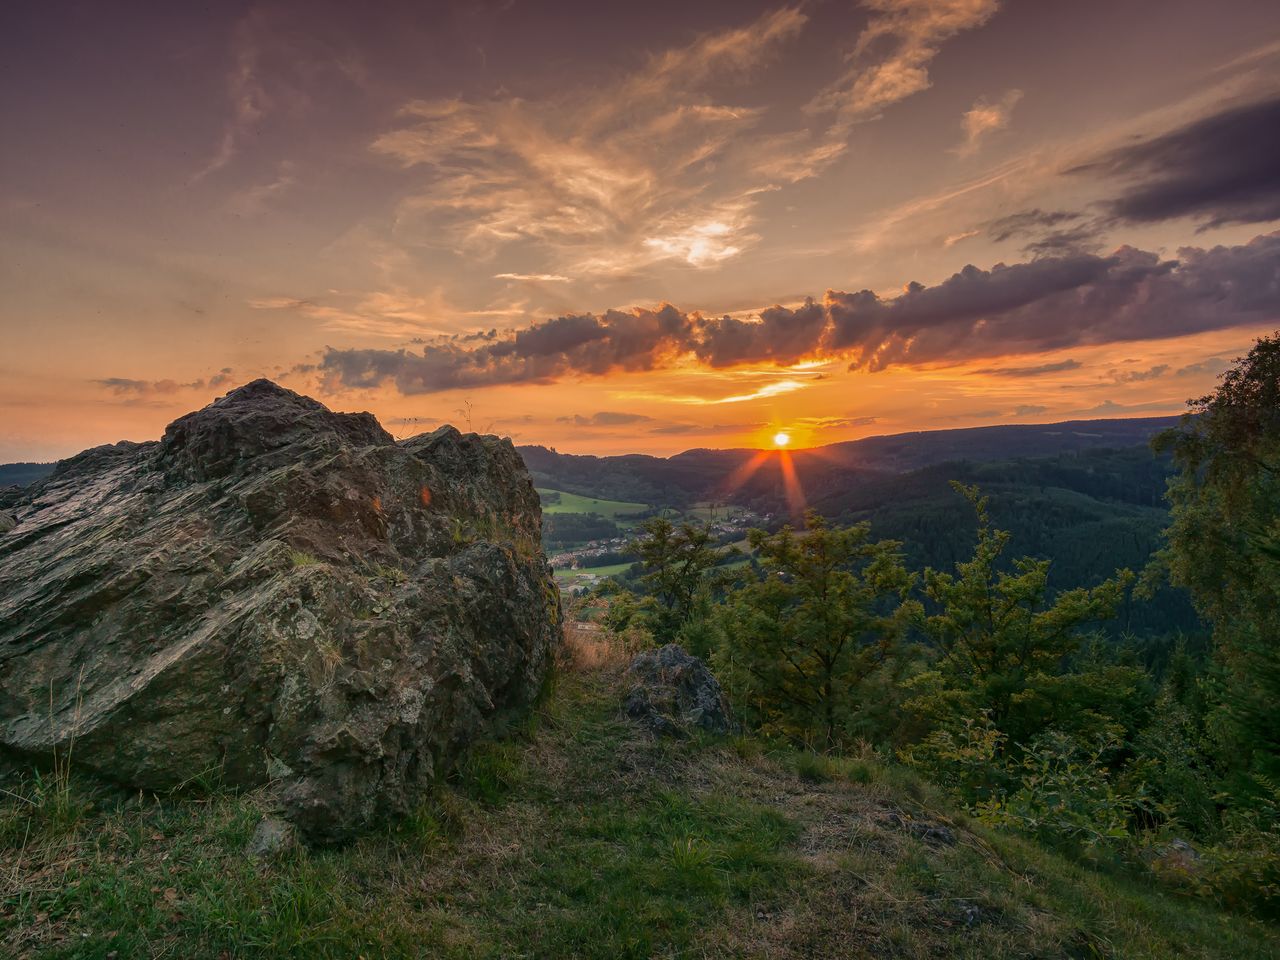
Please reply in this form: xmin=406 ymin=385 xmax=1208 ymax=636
xmin=519 ymin=416 xmax=1183 ymax=505
xmin=2 ymin=416 xmax=1183 ymax=500
xmin=0 ymin=462 xmax=57 ymax=487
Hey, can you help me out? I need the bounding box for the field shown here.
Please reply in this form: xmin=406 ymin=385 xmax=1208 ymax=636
xmin=682 ymin=502 xmax=746 ymax=523
xmin=3 ymin=628 xmax=1276 ymax=958
xmin=554 ymin=561 xmax=635 ymax=585
xmin=537 ymin=489 xmax=651 ymax=524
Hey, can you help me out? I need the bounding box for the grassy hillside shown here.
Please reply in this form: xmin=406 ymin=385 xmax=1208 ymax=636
xmin=4 ymin=630 xmax=1275 ymax=959
xmin=538 ymin=489 xmax=651 ymax=522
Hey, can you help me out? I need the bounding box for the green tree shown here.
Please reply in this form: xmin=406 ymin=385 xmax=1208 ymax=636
xmin=634 ymin=517 xmax=726 ymax=644
xmin=1155 ymin=332 xmax=1280 ymax=781
xmin=905 ymin=484 xmax=1137 ymax=746
xmin=715 ymin=512 xmax=915 ymax=749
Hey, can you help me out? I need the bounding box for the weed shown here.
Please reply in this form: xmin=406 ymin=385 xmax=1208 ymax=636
xmin=793 ymin=750 xmax=835 ymax=783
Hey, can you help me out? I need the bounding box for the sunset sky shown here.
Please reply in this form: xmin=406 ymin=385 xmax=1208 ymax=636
xmin=3 ymin=0 xmax=1280 ymax=460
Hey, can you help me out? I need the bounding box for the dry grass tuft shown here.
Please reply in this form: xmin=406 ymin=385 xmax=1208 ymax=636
xmin=559 ymin=621 xmax=634 ymax=674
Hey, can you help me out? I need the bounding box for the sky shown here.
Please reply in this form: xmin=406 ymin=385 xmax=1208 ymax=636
xmin=3 ymin=0 xmax=1280 ymax=460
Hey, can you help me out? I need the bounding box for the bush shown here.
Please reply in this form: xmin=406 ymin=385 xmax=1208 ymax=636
xmin=975 ymin=732 xmax=1147 ymax=850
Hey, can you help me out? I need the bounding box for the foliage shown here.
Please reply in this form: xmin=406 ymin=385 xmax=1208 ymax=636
xmin=905 ymin=483 xmax=1140 ymax=746
xmin=6 ymin=656 xmax=1278 ymax=959
xmin=1155 ymin=332 xmax=1280 ymax=783
xmin=714 ymin=512 xmax=915 ymax=748
xmin=633 ymin=517 xmax=735 ymax=645
xmin=974 ymin=732 xmax=1148 ymax=850
xmin=1196 ymin=774 xmax=1280 ymax=920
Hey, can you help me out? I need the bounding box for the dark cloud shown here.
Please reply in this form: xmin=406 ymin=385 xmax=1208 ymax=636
xmin=649 ymin=422 xmax=749 ymax=435
xmin=315 ymin=232 xmax=1280 ymax=393
xmin=690 ymin=298 xmax=828 ymax=367
xmin=831 ymin=232 xmax=1280 ymax=370
xmin=1074 ymin=95 xmax=1280 ymax=229
xmin=1013 ymin=404 xmax=1049 ymax=416
xmin=1021 ymin=225 xmax=1105 ymax=257
xmin=209 ymin=368 xmax=235 ymax=389
xmin=971 ymin=359 xmax=1082 ymax=377
xmin=1175 ymin=356 xmax=1234 ymax=378
xmin=1075 ymin=398 xmax=1184 ymax=416
xmin=1109 ymin=364 xmax=1168 ymax=383
xmin=94 ymin=377 xmax=208 ymax=396
xmin=987 ymin=209 xmax=1084 ymax=243
xmin=556 ymin=411 xmax=655 ymax=426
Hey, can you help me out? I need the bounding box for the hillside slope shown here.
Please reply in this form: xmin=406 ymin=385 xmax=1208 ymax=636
xmin=4 ymin=630 xmax=1275 ymax=959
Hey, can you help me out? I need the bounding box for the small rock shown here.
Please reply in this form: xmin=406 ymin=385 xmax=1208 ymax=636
xmin=884 ymin=811 xmax=956 ymax=845
xmin=1149 ymin=837 xmax=1202 ymax=874
xmin=246 ymin=816 xmax=295 ymax=858
xmin=622 ymin=644 xmax=737 ymax=737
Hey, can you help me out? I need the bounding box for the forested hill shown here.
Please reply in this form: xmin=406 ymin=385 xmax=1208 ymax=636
xmin=518 ymin=416 xmax=1182 ymax=504
xmin=815 ymin=445 xmax=1197 ymax=637
xmin=0 ymin=462 xmax=56 ymax=487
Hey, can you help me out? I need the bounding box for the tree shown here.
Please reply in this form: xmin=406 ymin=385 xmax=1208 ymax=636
xmin=1155 ymin=332 xmax=1280 ymax=781
xmin=633 ymin=517 xmax=726 ymax=644
xmin=715 ymin=512 xmax=915 ymax=749
xmin=906 ymin=484 xmax=1138 ymax=747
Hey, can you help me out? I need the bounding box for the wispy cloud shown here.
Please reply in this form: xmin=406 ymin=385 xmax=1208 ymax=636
xmin=193 ymin=12 xmax=270 ymax=181
xmin=808 ymin=0 xmax=1000 ymax=134
xmin=954 ymin=88 xmax=1023 ymax=157
xmin=495 ymin=273 xmax=572 ymax=283
xmin=370 ymin=8 xmax=807 ymax=275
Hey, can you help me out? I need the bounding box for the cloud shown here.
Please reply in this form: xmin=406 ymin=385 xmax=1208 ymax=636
xmin=1013 ymin=404 xmax=1049 ymax=416
xmin=690 ymin=298 xmax=829 ymax=367
xmin=249 ymin=290 xmax=458 ymax=338
xmin=649 ymin=421 xmax=751 ymax=435
xmin=829 ymin=232 xmax=1280 ymax=370
xmin=312 ymin=231 xmax=1280 ymax=394
xmin=954 ymin=89 xmax=1022 ymax=157
xmin=1176 ymin=356 xmax=1234 ymax=378
xmin=193 ymin=12 xmax=271 ymax=181
xmin=808 ymin=0 xmax=1000 ymax=134
xmin=1072 ymin=94 xmax=1280 ymax=229
xmin=495 ymin=273 xmax=571 ymax=283
xmin=556 ymin=411 xmax=656 ymax=426
xmin=1074 ymin=398 xmax=1184 ymax=416
xmin=795 ymin=415 xmax=879 ymax=430
xmin=228 ymin=162 xmax=297 ymax=216
xmin=1108 ymin=364 xmax=1168 ymax=383
xmin=971 ymin=359 xmax=1082 ymax=377
xmin=209 ymin=368 xmax=236 ymax=389
xmin=369 ymin=8 xmax=806 ymax=274
xmin=943 ymin=229 xmax=980 ymax=247
xmin=93 ymin=376 xmax=225 ymax=398
xmin=987 ymin=209 xmax=1085 ymax=242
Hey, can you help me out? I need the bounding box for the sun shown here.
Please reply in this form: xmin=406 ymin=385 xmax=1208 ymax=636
xmin=773 ymin=431 xmax=791 ymax=448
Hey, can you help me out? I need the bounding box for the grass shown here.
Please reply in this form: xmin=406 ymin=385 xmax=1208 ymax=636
xmin=553 ymin=561 xmax=635 ymax=583
xmin=3 ymin=633 xmax=1278 ymax=959
xmin=536 ymin=489 xmax=651 ymax=524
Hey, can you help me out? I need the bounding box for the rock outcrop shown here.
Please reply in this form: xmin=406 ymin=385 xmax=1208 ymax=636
xmin=0 ymin=380 xmax=560 ymax=841
xmin=623 ymin=644 xmax=736 ymax=737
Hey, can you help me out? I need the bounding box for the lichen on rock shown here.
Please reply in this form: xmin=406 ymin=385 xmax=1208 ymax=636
xmin=623 ymin=644 xmax=737 ymax=738
xmin=0 ymin=380 xmax=561 ymax=842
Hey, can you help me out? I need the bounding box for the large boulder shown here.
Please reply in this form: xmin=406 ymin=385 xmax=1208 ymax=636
xmin=0 ymin=380 xmax=560 ymax=841
xmin=623 ymin=644 xmax=736 ymax=737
